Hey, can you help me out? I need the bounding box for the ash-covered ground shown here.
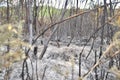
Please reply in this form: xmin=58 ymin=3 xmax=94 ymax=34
xmin=0 ymin=38 xmax=117 ymax=80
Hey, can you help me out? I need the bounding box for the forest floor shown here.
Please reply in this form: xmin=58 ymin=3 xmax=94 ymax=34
xmin=0 ymin=38 xmax=116 ymax=80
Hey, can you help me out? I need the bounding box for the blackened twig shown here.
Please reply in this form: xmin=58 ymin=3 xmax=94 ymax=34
xmin=41 ymin=66 xmax=48 ymax=80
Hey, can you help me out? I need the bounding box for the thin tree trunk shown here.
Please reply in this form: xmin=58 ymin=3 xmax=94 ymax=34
xmin=94 ymin=50 xmax=98 ymax=80
xmin=28 ymin=0 xmax=33 ymax=45
xmin=33 ymin=0 xmax=38 ymax=35
xmin=99 ymin=0 xmax=107 ymax=58
xmin=99 ymin=0 xmax=107 ymax=79
xmin=7 ymin=0 xmax=9 ymax=23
